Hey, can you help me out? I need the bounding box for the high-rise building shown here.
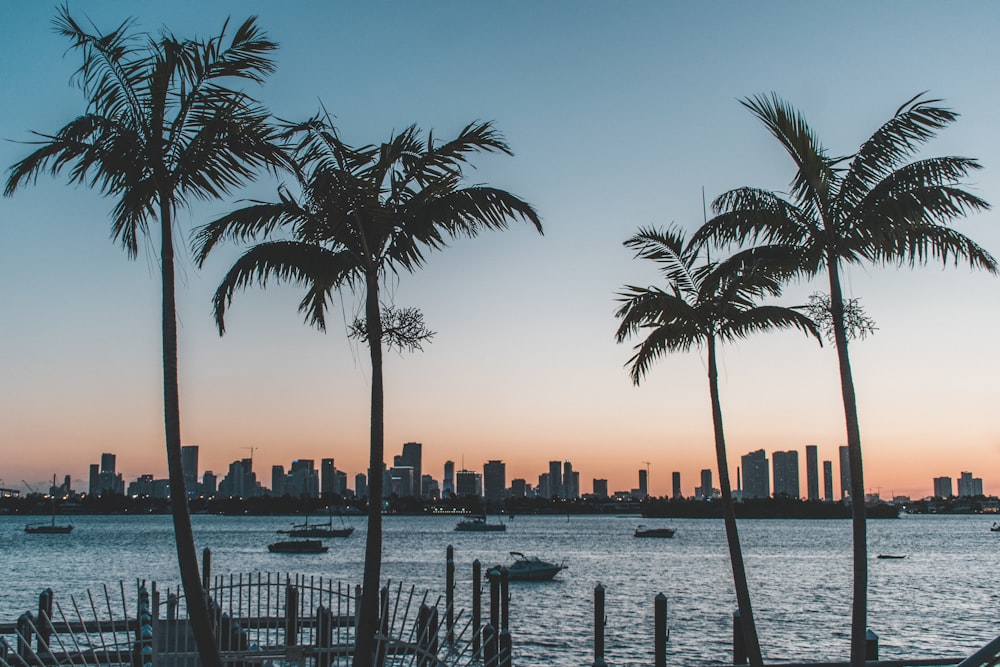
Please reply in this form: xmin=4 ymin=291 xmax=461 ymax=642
xmin=672 ymin=472 xmax=682 ymax=499
xmin=822 ymin=461 xmax=833 ymax=501
xmin=548 ymin=461 xmax=563 ymax=498
xmin=805 ymin=445 xmax=819 ymax=501
xmin=483 ymin=460 xmax=506 ymax=501
xmin=510 ymin=478 xmax=528 ymax=498
xmin=89 ymin=464 xmax=99 ymax=497
xmin=933 ymin=476 xmax=953 ymax=498
xmin=537 ymin=473 xmax=551 ymax=499
xmin=399 ymin=442 xmax=423 ymax=498
xmin=741 ymin=450 xmax=769 ymax=499
xmin=696 ymin=469 xmax=713 ymax=499
xmin=456 ymin=470 xmax=479 ymax=497
xmin=443 ymin=461 xmax=455 ymax=498
xmin=321 ymin=458 xmax=336 ymax=496
xmin=218 ymin=458 xmax=261 ymax=498
xmin=564 ymin=462 xmax=578 ymax=499
xmin=421 ymin=475 xmax=438 ymax=499
xmin=334 ymin=470 xmax=349 ymax=497
xmin=839 ymin=445 xmax=851 ymax=501
xmin=390 ymin=466 xmax=415 ymax=497
xmin=181 ymin=445 xmax=199 ymax=497
xmin=772 ymin=450 xmax=800 ymax=498
xmin=91 ymin=453 xmax=124 ymax=495
xmin=957 ymin=472 xmax=983 ymax=497
xmin=355 ymin=473 xmax=368 ymax=499
xmin=288 ymin=459 xmax=319 ymax=497
xmin=638 ymin=469 xmax=648 ymax=498
xmin=592 ymin=479 xmax=608 ymax=498
xmin=202 ymin=471 xmax=217 ymax=497
xmin=271 ymin=465 xmax=285 ymax=496
xmin=101 ymin=453 xmax=116 ymax=475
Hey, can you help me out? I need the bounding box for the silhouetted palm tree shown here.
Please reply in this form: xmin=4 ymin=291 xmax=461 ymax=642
xmin=5 ymin=9 xmax=284 ymax=665
xmin=193 ymin=117 xmax=542 ymax=667
xmin=615 ymin=225 xmax=820 ymax=667
xmin=695 ymin=93 xmax=996 ymax=666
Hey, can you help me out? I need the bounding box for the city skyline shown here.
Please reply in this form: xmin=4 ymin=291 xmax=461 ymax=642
xmin=2 ymin=2 xmax=999 ymax=500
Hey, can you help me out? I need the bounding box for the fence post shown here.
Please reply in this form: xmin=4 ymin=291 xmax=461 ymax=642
xmin=654 ymin=593 xmax=668 ymax=667
xmin=593 ymin=584 xmax=607 ymax=667
xmin=416 ymin=604 xmax=431 ymax=667
xmin=285 ymin=584 xmax=299 ymax=647
xmin=202 ymin=548 xmax=212 ymax=592
xmin=167 ymin=593 xmax=177 ymax=621
xmin=866 ymin=629 xmax=879 ymax=660
xmin=446 ymin=545 xmax=455 ymax=643
xmin=733 ymin=610 xmax=747 ymax=665
xmin=316 ymin=605 xmax=332 ymax=667
xmin=429 ymin=605 xmax=439 ymax=660
xmin=472 ymin=559 xmax=482 ymax=656
xmin=36 ymin=588 xmax=53 ymax=653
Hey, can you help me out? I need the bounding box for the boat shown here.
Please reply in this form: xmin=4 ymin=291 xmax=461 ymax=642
xmin=491 ymin=552 xmax=566 ymax=581
xmin=277 ymin=513 xmax=354 ymax=538
xmin=876 ymin=554 xmax=906 ymax=559
xmin=454 ymin=515 xmax=506 ymax=532
xmin=25 ymin=475 xmax=74 ymax=534
xmin=267 ymin=539 xmax=329 ymax=554
xmin=991 ymin=522 xmax=1000 ymax=532
xmin=634 ymin=524 xmax=676 ymax=538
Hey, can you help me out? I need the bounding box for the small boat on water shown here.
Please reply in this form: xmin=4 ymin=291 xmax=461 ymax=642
xmin=26 ymin=475 xmax=73 ymax=534
xmin=455 ymin=515 xmax=506 ymax=532
xmin=490 ymin=552 xmax=566 ymax=581
xmin=876 ymin=554 xmax=906 ymax=559
xmin=268 ymin=539 xmax=329 ymax=554
xmin=277 ymin=513 xmax=354 ymax=538
xmin=634 ymin=524 xmax=675 ymax=538
xmin=991 ymin=522 xmax=1000 ymax=532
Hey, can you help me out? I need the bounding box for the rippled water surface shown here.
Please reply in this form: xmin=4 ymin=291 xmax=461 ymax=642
xmin=2 ymin=513 xmax=998 ymax=665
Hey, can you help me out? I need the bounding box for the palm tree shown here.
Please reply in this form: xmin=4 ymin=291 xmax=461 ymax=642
xmin=192 ymin=117 xmax=542 ymax=667
xmin=5 ymin=9 xmax=285 ymax=666
xmin=695 ymin=93 xmax=996 ymax=666
xmin=615 ymin=225 xmax=820 ymax=667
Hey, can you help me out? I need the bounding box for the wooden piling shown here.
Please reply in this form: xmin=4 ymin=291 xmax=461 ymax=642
xmin=446 ymin=545 xmax=455 ymax=643
xmin=593 ymin=584 xmax=607 ymax=667
xmin=483 ymin=622 xmax=497 ymax=667
xmin=417 ymin=604 xmax=431 ymax=667
xmin=866 ymin=629 xmax=879 ymax=661
xmin=472 ymin=559 xmax=482 ymax=656
xmin=202 ymin=548 xmax=212 ymax=592
xmin=316 ymin=605 xmax=332 ymax=667
xmin=36 ymin=588 xmax=53 ymax=652
xmin=654 ymin=593 xmax=668 ymax=667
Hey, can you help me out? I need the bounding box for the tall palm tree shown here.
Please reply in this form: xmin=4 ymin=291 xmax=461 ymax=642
xmin=695 ymin=93 xmax=996 ymax=666
xmin=615 ymin=225 xmax=821 ymax=667
xmin=192 ymin=117 xmax=542 ymax=667
xmin=5 ymin=9 xmax=285 ymax=666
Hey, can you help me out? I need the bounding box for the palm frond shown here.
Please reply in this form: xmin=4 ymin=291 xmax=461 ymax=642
xmin=623 ymin=226 xmax=698 ymax=298
xmin=614 ymin=286 xmax=702 ymax=342
xmin=211 ymin=241 xmax=359 ymax=333
xmin=717 ymin=305 xmax=822 ymax=346
xmin=703 ymin=187 xmax=818 ymax=248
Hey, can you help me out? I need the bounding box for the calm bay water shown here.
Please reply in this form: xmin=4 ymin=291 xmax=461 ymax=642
xmin=2 ymin=513 xmax=998 ymax=665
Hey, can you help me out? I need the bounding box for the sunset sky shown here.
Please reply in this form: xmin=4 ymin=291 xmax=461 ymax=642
xmin=1 ymin=1 xmax=998 ymax=500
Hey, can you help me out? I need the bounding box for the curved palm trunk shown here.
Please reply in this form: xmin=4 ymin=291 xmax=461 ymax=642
xmin=827 ymin=259 xmax=867 ymax=667
xmin=354 ymin=269 xmax=384 ymax=667
xmin=707 ymin=335 xmax=764 ymax=667
xmin=159 ymin=200 xmax=221 ymax=667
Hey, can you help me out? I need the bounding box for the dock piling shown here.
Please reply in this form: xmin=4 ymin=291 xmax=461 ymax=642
xmin=866 ymin=629 xmax=879 ymax=660
xmin=202 ymin=548 xmax=211 ymax=591
xmin=446 ymin=545 xmax=455 ymax=643
xmin=36 ymin=588 xmax=52 ymax=652
xmin=472 ymin=559 xmax=482 ymax=656
xmin=654 ymin=593 xmax=668 ymax=667
xmin=285 ymin=584 xmax=299 ymax=647
xmin=593 ymin=583 xmax=607 ymax=667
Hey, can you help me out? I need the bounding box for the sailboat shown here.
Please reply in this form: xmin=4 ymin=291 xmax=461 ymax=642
xmin=277 ymin=508 xmax=353 ymax=538
xmin=25 ymin=475 xmax=74 ymax=534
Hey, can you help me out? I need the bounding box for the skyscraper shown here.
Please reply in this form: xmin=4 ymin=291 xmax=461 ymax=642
xmin=355 ymin=473 xmax=368 ymax=499
xmin=696 ymin=469 xmax=713 ymax=499
xmin=672 ymin=471 xmax=682 ymax=499
xmin=510 ymin=478 xmax=528 ymax=497
xmin=563 ymin=461 xmax=578 ymax=499
xmin=548 ymin=461 xmax=563 ymax=498
xmin=399 ymin=442 xmax=423 ymax=498
xmin=456 ymin=470 xmax=480 ymax=497
xmin=321 ymin=458 xmax=335 ymax=496
xmin=638 ymin=469 xmax=648 ymax=498
xmin=592 ymin=479 xmax=608 ymax=498
xmin=933 ymin=476 xmax=953 ymax=498
xmin=772 ymin=450 xmax=800 ymax=498
xmin=443 ymin=461 xmax=455 ymax=498
xmin=822 ymin=461 xmax=833 ymax=501
xmin=271 ymin=465 xmax=285 ymax=496
xmin=483 ymin=460 xmax=506 ymax=501
xmin=805 ymin=445 xmax=819 ymax=501
xmin=181 ymin=445 xmax=199 ymax=497
xmin=741 ymin=450 xmax=769 ymax=499
xmin=957 ymin=472 xmax=982 ymax=497
xmin=839 ymin=445 xmax=851 ymax=501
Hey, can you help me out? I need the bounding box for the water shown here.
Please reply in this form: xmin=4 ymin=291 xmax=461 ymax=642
xmin=2 ymin=513 xmax=998 ymax=665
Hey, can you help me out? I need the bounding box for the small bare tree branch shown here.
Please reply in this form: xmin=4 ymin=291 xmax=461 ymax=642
xmin=350 ymin=304 xmax=435 ymax=353
xmin=805 ymin=292 xmax=878 ymax=343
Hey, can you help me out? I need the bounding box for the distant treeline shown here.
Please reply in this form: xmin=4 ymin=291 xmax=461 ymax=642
xmin=641 ymin=497 xmax=902 ymax=519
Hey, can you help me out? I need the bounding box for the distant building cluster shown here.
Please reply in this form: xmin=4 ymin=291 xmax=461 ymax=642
xmin=34 ymin=443 xmax=983 ymax=504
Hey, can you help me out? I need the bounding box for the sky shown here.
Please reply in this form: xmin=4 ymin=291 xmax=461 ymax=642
xmin=1 ymin=1 xmax=998 ymax=500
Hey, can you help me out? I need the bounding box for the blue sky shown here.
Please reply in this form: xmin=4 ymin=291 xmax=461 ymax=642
xmin=1 ymin=1 xmax=998 ymax=498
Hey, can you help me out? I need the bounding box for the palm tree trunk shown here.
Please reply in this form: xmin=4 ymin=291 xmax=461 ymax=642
xmin=354 ymin=269 xmax=385 ymax=667
xmin=827 ymin=258 xmax=867 ymax=667
xmin=707 ymin=335 xmax=764 ymax=667
xmin=159 ymin=199 xmax=221 ymax=667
